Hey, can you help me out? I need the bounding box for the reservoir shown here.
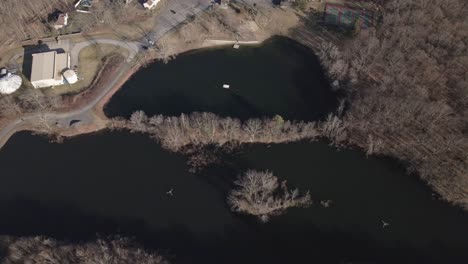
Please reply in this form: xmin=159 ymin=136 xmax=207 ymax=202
xmin=0 ymin=38 xmax=467 ymax=263
xmin=104 ymin=37 xmax=337 ymax=121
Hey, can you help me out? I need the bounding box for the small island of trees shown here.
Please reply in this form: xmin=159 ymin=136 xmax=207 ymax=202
xmin=227 ymin=170 xmax=312 ymax=222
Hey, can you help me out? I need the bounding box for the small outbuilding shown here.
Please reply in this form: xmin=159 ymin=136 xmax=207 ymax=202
xmin=54 ymin=13 xmax=69 ymax=30
xmin=143 ymin=0 xmax=160 ymax=9
xmin=63 ymin=69 xmax=78 ymax=84
xmin=324 ymin=4 xmax=372 ymax=29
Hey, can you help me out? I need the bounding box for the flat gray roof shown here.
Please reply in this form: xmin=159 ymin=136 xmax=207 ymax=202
xmin=31 ymin=51 xmax=56 ymax=82
xmin=30 ymin=51 xmax=70 ymax=82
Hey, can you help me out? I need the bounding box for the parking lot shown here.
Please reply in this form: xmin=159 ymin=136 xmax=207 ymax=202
xmin=149 ymin=0 xmax=213 ymax=41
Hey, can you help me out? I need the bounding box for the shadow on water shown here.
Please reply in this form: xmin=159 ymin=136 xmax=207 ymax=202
xmin=104 ymin=36 xmax=338 ymax=121
xmin=0 ymin=132 xmax=467 ymax=263
xmin=0 ymin=196 xmax=463 ymax=264
xmin=0 ymin=198 xmax=120 ymax=240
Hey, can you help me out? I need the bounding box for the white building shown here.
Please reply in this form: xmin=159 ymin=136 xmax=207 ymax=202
xmin=63 ymin=69 xmax=78 ymax=84
xmin=30 ymin=51 xmax=70 ymax=88
xmin=0 ymin=73 xmax=22 ymax=94
xmin=143 ymin=0 xmax=160 ymax=9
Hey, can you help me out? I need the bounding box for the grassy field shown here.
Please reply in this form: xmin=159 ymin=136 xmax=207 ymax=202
xmin=44 ymin=44 xmax=129 ymax=96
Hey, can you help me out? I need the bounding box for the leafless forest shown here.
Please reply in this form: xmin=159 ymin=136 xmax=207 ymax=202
xmin=0 ymin=236 xmax=168 ymax=264
xmin=0 ymin=89 xmax=62 ymax=119
xmin=227 ymin=170 xmax=312 ymax=222
xmin=0 ymin=88 xmax=63 ymax=133
xmin=0 ymin=0 xmax=145 ymax=47
xmin=0 ymin=0 xmax=73 ymax=46
xmin=320 ymin=0 xmax=468 ymax=208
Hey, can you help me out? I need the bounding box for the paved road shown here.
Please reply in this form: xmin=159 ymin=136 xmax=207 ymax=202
xmin=9 ymin=38 xmax=140 ymax=70
xmin=70 ymin=39 xmax=140 ymax=68
xmin=0 ymin=0 xmax=275 ymax=149
xmin=0 ymin=1 xmax=214 ymax=148
xmin=0 ymin=62 xmax=132 ymax=146
xmin=147 ymin=0 xmax=213 ymax=42
xmin=0 ymin=2 xmax=207 ymax=147
xmin=1 ymin=36 xmax=143 ymax=147
xmin=144 ymin=0 xmax=274 ymax=43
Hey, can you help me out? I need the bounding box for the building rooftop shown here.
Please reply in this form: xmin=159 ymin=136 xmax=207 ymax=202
xmin=31 ymin=52 xmax=56 ymax=83
xmin=56 ymin=13 xmax=68 ymax=26
xmin=54 ymin=53 xmax=69 ymax=80
xmin=30 ymin=51 xmax=70 ymax=88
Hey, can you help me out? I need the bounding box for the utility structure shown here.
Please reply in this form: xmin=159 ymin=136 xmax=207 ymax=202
xmin=0 ymin=70 xmax=22 ymax=94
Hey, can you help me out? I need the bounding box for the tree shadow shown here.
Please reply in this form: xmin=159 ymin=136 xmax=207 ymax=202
xmin=0 ymin=197 xmax=120 ymax=240
xmin=0 ymin=168 xmax=467 ymax=263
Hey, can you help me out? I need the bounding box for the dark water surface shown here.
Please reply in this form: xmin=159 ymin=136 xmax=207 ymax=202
xmin=0 ymin=131 xmax=467 ymax=263
xmin=1 ymin=38 xmax=467 ymax=263
xmin=104 ymin=37 xmax=337 ymax=121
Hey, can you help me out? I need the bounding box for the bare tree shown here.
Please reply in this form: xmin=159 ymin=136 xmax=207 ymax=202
xmin=244 ymin=119 xmax=262 ymax=142
xmin=155 ymin=38 xmax=177 ymax=64
xmin=0 ymin=95 xmax=22 ymax=118
xmin=0 ymin=0 xmax=72 ymax=45
xmin=321 ymin=113 xmax=346 ymax=142
xmin=227 ymin=170 xmax=312 ymax=222
xmin=18 ymin=89 xmax=61 ymax=113
xmin=0 ymin=236 xmax=169 ymax=264
xmin=109 ymin=111 xmax=324 ymax=152
xmin=321 ymin=0 xmax=468 ymax=208
xmin=130 ymin=110 xmax=148 ymax=131
xmin=16 ymin=89 xmax=62 ymax=134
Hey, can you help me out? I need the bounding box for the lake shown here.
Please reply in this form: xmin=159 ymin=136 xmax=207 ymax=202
xmin=0 ymin=131 xmax=467 ymax=263
xmin=0 ymin=37 xmax=467 ymax=263
xmin=104 ymin=37 xmax=337 ymax=121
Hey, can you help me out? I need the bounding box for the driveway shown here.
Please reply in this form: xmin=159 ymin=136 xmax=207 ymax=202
xmin=70 ymin=39 xmax=141 ymax=68
xmin=0 ymin=61 xmax=132 ymax=147
xmin=0 ymin=0 xmax=274 ymax=150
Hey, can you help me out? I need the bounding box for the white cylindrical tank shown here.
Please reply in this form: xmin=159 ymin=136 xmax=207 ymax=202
xmin=63 ymin=69 xmax=78 ymax=84
xmin=0 ymin=73 xmax=22 ymax=94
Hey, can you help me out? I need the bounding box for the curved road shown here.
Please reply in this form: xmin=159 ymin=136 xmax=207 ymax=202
xmin=0 ymin=61 xmax=132 ymax=148
xmin=70 ymin=39 xmax=141 ymax=67
xmin=1 ymin=36 xmax=141 ymax=149
xmin=0 ymin=0 xmax=266 ymax=149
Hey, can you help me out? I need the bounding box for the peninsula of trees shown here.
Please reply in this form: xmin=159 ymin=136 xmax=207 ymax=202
xmin=109 ymin=111 xmax=345 ymax=152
